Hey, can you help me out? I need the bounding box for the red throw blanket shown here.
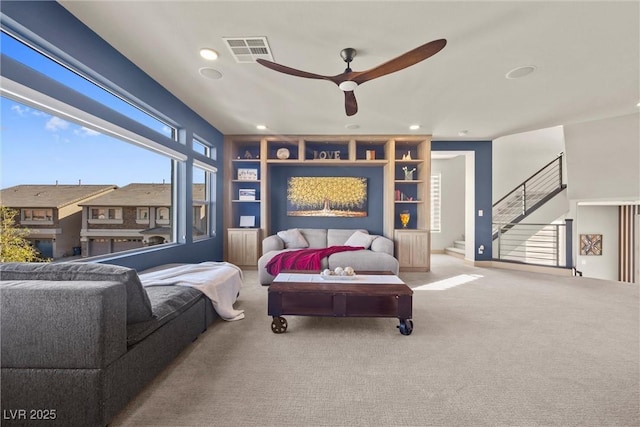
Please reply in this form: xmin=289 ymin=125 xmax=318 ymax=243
xmin=266 ymin=245 xmax=364 ymax=277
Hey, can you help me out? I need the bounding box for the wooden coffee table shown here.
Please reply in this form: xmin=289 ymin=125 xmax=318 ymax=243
xmin=268 ymin=271 xmax=413 ymax=335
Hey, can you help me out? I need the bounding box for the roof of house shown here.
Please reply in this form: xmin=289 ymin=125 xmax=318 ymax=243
xmin=78 ymin=183 xmax=205 ymax=206
xmin=0 ymin=184 xmax=117 ymax=208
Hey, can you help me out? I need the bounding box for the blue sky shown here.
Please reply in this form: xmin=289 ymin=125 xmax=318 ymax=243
xmin=0 ymin=31 xmax=173 ymax=189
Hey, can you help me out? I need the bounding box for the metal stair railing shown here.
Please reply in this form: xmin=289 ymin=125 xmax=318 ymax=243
xmin=493 ymin=219 xmax=574 ymax=269
xmin=492 ymin=153 xmax=566 ymax=239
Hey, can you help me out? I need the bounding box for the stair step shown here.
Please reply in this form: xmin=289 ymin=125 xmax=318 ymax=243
xmin=445 ymin=247 xmax=465 ymax=259
xmin=454 ymin=240 xmax=466 ymax=249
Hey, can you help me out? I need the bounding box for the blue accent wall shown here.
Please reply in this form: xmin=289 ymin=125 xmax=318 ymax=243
xmin=270 ymin=165 xmax=385 ymax=235
xmin=432 ymin=141 xmax=493 ymax=261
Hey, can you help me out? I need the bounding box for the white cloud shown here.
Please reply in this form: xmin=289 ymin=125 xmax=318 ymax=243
xmin=10 ymin=104 xmax=49 ymax=118
xmin=11 ymin=105 xmax=29 ymax=116
xmin=45 ymin=116 xmax=70 ymax=132
xmin=74 ymin=127 xmax=100 ymax=137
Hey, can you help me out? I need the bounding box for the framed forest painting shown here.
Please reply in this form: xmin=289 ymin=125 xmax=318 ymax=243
xmin=287 ymin=176 xmax=367 ymax=217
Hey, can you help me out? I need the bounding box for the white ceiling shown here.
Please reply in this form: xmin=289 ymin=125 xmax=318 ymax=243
xmin=59 ymin=1 xmax=639 ymax=140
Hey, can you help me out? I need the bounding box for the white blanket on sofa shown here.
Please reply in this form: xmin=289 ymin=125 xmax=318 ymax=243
xmin=139 ymin=262 xmax=245 ymax=321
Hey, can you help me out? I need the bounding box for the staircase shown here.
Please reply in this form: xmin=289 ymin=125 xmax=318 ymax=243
xmin=493 ymin=153 xmax=566 ymax=240
xmin=445 ymin=239 xmax=466 ymax=258
xmin=492 ymin=153 xmax=572 ymax=268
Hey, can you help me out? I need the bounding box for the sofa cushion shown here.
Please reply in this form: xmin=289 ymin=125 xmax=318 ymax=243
xmin=0 ymin=262 xmax=153 ymax=324
xmin=327 ymin=229 xmax=368 ymax=247
xmin=344 ymin=230 xmax=378 ymax=249
xmin=126 ymin=286 xmax=204 ymax=346
xmin=299 ymin=229 xmax=328 ymax=248
xmin=329 ymin=251 xmax=399 ymax=274
xmin=277 ymin=228 xmax=309 ymax=249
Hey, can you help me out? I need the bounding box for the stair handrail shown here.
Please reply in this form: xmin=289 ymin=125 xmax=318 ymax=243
xmin=492 ymin=153 xmax=565 ymax=239
xmin=493 ymin=152 xmax=564 ymax=208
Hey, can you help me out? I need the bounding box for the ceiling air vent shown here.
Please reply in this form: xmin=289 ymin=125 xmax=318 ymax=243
xmin=222 ymin=37 xmax=274 ymax=63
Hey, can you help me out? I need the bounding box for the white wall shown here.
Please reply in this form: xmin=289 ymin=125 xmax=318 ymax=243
xmin=431 ymin=155 xmax=466 ymax=250
xmin=492 ymin=126 xmax=565 ymax=200
xmin=563 ymin=113 xmax=640 ymax=281
xmin=564 ymin=113 xmax=640 ymax=202
xmin=576 ymin=205 xmax=619 ymax=280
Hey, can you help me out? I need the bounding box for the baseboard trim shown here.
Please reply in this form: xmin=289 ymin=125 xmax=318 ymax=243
xmin=474 ymin=260 xmax=573 ymax=276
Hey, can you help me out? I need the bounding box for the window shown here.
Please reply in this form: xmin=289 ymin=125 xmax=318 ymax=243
xmin=193 ymin=138 xmax=209 ymax=156
xmin=192 ymin=163 xmax=216 ymax=240
xmin=193 ymin=136 xmax=217 ymax=160
xmin=22 ymin=208 xmax=53 ymax=223
xmin=1 ymin=29 xmax=185 ymax=259
xmin=137 ymin=207 xmax=149 ymax=222
xmin=1 ymin=31 xmax=175 ymax=139
xmin=156 ymin=207 xmax=170 ymax=224
xmin=431 ymin=174 xmax=442 ymax=232
xmin=0 ymin=23 xmax=221 ymax=261
xmin=90 ymin=207 xmax=122 ymax=221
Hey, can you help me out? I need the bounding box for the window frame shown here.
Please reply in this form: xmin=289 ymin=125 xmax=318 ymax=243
xmin=89 ymin=207 xmax=123 ymax=224
xmin=136 ymin=207 xmax=150 ymax=223
xmin=431 ymin=173 xmax=442 ymax=233
xmin=21 ymin=208 xmax=53 ymax=224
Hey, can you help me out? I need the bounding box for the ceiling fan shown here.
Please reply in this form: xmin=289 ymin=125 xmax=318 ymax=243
xmin=256 ymin=38 xmax=447 ymax=116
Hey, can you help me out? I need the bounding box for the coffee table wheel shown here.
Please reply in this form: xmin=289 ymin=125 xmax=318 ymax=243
xmin=271 ymin=316 xmax=288 ymax=334
xmin=398 ymin=319 xmax=413 ymax=336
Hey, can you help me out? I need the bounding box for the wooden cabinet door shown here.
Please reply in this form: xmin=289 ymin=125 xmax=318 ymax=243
xmin=228 ymin=229 xmax=259 ymax=266
xmin=395 ymin=230 xmax=429 ymax=271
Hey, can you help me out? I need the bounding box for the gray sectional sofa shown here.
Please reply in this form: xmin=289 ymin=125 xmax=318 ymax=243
xmin=257 ymin=228 xmax=399 ymax=285
xmin=0 ymin=262 xmax=220 ymax=427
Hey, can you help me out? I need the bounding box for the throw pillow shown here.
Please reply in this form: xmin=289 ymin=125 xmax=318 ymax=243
xmin=344 ymin=230 xmax=378 ymax=250
xmin=277 ymin=228 xmax=309 ymax=249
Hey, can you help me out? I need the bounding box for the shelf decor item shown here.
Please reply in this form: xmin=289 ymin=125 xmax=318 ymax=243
xmin=400 ymin=210 xmax=410 ymax=228
xmin=239 ymin=216 xmax=256 ymax=228
xmin=402 ymin=166 xmax=416 ymax=180
xmin=238 ymin=189 xmax=256 ymax=200
xmin=276 ymin=147 xmax=290 ymax=159
xmin=238 ymin=168 xmax=258 ymax=181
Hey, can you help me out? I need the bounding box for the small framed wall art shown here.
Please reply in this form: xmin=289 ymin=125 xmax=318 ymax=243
xmin=237 ymin=168 xmax=258 ymax=181
xmin=238 ymin=189 xmax=256 ymax=200
xmin=239 ymin=215 xmax=256 ymax=228
xmin=580 ymin=234 xmax=602 ymax=255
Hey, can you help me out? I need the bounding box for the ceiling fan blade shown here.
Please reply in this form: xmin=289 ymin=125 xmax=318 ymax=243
xmin=353 ymin=39 xmax=447 ymax=85
xmin=256 ymin=58 xmax=331 ymax=81
xmin=344 ymin=91 xmax=358 ymax=116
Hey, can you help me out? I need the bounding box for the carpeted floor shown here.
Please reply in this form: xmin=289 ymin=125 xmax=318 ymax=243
xmin=110 ymin=255 xmax=639 ymax=427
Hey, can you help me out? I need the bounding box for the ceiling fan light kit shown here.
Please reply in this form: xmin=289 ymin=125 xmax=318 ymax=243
xmin=338 ymin=81 xmax=358 ymax=91
xmin=256 ymin=38 xmax=447 ymax=116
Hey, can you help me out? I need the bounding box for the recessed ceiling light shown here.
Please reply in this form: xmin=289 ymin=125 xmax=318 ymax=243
xmin=345 ymin=123 xmax=360 ymax=130
xmin=458 ymin=130 xmax=468 ymax=136
xmin=506 ymin=65 xmax=536 ymax=79
xmin=256 ymin=124 xmax=267 ymax=130
xmin=409 ymin=124 xmax=420 ymax=130
xmin=198 ymin=68 xmax=222 ymax=80
xmin=636 ymin=101 xmax=640 ymax=107
xmin=199 ymin=48 xmax=219 ymax=60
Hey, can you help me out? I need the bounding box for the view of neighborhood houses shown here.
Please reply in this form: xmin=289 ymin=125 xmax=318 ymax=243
xmin=0 ymin=31 xmax=212 ymax=260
